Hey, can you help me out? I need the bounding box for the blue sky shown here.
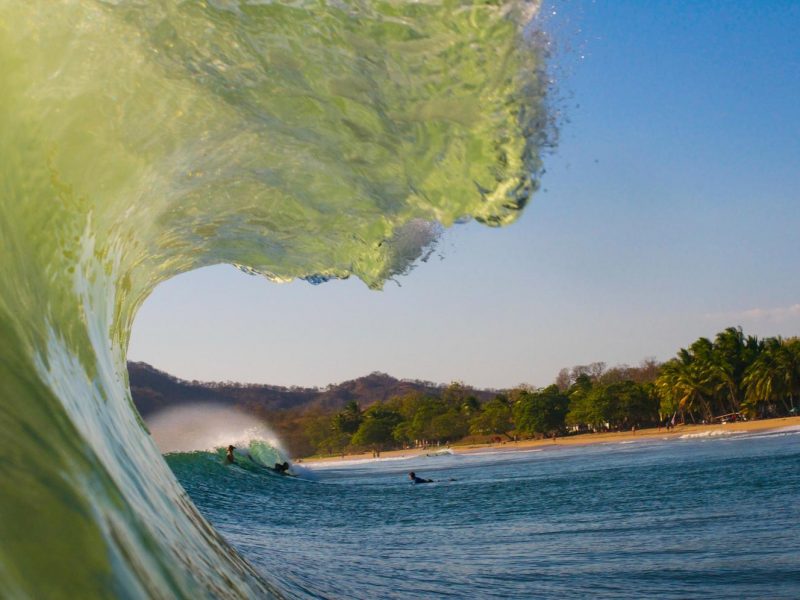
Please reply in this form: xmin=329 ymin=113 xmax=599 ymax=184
xmin=129 ymin=0 xmax=800 ymax=389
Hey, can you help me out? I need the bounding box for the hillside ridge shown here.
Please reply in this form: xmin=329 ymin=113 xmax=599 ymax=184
xmin=128 ymin=361 xmax=497 ymax=418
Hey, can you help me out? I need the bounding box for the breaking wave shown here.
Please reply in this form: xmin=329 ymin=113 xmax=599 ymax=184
xmin=0 ymin=1 xmax=550 ymax=596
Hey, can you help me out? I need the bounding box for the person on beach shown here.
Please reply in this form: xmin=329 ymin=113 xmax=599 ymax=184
xmin=226 ymin=445 xmax=236 ymax=464
xmin=409 ymin=471 xmax=433 ymax=484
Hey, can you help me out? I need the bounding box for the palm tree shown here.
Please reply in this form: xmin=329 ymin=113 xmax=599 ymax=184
xmin=785 ymin=338 xmax=800 ymax=413
xmin=656 ymin=345 xmax=713 ymax=423
xmin=743 ymin=337 xmax=797 ymax=417
xmin=709 ymin=327 xmax=762 ymax=415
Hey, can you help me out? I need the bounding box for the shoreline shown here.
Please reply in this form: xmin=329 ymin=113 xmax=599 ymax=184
xmin=298 ymin=415 xmax=800 ymax=464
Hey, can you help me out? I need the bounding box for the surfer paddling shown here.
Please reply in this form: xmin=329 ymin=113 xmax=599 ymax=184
xmin=408 ymin=471 xmax=456 ymax=484
xmin=408 ymin=471 xmax=433 ymax=484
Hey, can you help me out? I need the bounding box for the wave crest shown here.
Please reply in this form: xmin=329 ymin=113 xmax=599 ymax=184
xmin=0 ymin=0 xmax=550 ymax=596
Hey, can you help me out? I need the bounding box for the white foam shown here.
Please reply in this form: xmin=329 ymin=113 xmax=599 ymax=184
xmin=460 ymin=448 xmax=543 ymax=458
xmin=146 ymin=403 xmax=287 ymax=455
xmin=424 ymin=449 xmax=454 ymax=457
xmin=679 ymin=430 xmax=737 ymax=440
xmin=770 ymin=424 xmax=800 ymax=434
xmin=300 ymin=454 xmax=421 ymax=470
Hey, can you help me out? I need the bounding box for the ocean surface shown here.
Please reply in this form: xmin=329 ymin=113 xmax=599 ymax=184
xmin=168 ymin=427 xmax=800 ymax=599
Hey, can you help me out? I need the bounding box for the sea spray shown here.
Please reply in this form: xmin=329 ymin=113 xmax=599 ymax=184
xmin=146 ymin=404 xmax=301 ymax=476
xmin=146 ymin=404 xmax=288 ymax=456
xmin=0 ymin=0 xmax=550 ymax=596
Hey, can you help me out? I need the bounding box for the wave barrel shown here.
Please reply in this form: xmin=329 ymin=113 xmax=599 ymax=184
xmin=0 ymin=1 xmax=548 ymax=597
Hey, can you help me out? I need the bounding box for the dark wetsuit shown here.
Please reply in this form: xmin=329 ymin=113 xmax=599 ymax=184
xmin=411 ymin=476 xmax=433 ymax=484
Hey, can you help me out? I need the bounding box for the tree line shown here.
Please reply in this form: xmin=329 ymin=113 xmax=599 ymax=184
xmin=263 ymin=327 xmax=799 ymax=457
xmin=655 ymin=328 xmax=799 ymax=422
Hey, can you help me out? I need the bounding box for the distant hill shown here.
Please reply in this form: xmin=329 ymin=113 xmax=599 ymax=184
xmin=128 ymin=361 xmax=497 ymax=419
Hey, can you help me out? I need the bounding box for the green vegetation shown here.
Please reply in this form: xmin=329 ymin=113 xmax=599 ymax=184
xmin=286 ymin=327 xmax=800 ymax=457
xmin=656 ymin=328 xmax=800 ymax=422
xmin=131 ymin=327 xmax=800 ymax=458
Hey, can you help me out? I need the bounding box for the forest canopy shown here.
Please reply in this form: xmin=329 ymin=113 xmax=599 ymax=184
xmin=264 ymin=328 xmax=800 ymax=457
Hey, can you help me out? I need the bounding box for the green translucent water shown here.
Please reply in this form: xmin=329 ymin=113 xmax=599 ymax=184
xmin=0 ymin=1 xmax=547 ymax=597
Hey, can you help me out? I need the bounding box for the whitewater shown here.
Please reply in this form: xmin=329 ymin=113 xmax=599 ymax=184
xmin=0 ymin=1 xmax=548 ymax=597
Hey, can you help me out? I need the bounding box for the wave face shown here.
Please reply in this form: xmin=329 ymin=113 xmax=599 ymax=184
xmin=0 ymin=1 xmax=547 ymax=597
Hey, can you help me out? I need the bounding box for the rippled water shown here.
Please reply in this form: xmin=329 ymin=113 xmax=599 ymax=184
xmin=169 ymin=429 xmax=800 ymax=599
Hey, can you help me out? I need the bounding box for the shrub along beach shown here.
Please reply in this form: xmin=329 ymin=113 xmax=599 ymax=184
xmin=298 ymin=327 xmax=800 ymax=459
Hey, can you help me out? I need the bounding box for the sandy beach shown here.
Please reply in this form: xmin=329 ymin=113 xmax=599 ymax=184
xmin=299 ymin=415 xmax=800 ymax=463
